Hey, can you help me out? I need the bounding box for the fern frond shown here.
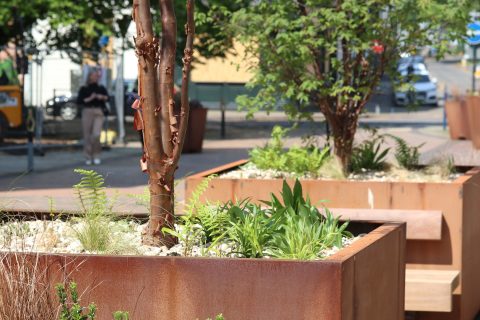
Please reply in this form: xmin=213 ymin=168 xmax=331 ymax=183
xmin=385 ymin=134 xmax=424 ymax=170
xmin=73 ymin=169 xmax=107 ymax=214
xmin=185 ymin=175 xmax=216 ymax=216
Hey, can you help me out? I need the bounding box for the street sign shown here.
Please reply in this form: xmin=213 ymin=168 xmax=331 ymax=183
xmin=467 ymin=22 xmax=480 ymax=46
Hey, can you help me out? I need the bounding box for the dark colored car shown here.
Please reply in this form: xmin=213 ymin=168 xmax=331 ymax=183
xmin=45 ymin=93 xmax=136 ymax=120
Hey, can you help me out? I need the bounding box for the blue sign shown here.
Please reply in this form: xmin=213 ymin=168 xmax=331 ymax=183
xmin=467 ymin=22 xmax=480 ymax=46
xmin=98 ymin=35 xmax=110 ymax=48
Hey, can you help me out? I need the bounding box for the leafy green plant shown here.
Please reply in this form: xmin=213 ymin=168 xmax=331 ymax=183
xmin=249 ymin=125 xmax=330 ymax=176
xmin=265 ymin=181 xmax=351 ymax=260
xmin=205 ymin=314 xmax=225 ymax=320
xmin=166 ymin=178 xmax=352 ymax=260
xmin=226 ymin=0 xmax=471 ymax=172
xmin=163 ymin=175 xmax=229 ymax=256
xmin=112 ymin=311 xmax=129 ymax=320
xmin=221 ymin=180 xmax=351 ymax=259
xmin=249 ymin=125 xmax=289 ymax=171
xmin=56 ymin=281 xmax=96 ymax=320
xmin=226 ymin=201 xmax=275 ymax=258
xmin=386 ymin=134 xmax=424 ymax=170
xmin=350 ymin=133 xmax=389 ymax=173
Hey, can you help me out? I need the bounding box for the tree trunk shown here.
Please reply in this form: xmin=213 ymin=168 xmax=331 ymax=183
xmin=132 ymin=0 xmax=194 ymax=247
xmin=144 ymin=175 xmax=176 ymax=247
xmin=328 ymin=113 xmax=358 ymax=173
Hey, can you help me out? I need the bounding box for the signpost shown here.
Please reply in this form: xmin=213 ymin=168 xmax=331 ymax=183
xmin=467 ymin=22 xmax=480 ymax=93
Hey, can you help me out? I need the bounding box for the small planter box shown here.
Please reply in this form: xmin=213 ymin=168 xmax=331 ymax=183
xmin=185 ymin=161 xmax=480 ymax=320
xmin=2 ymin=222 xmax=405 ymax=320
xmin=182 ymin=106 xmax=208 ymax=153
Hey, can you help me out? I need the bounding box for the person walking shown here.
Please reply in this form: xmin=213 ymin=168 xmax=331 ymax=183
xmin=77 ymin=69 xmax=109 ymax=165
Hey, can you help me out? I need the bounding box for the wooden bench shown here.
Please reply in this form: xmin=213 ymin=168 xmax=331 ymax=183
xmin=327 ymin=208 xmax=443 ymax=240
xmin=405 ymin=269 xmax=460 ymax=312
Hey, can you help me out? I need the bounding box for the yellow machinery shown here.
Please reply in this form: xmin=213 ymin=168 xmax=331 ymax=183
xmin=0 ymin=85 xmax=22 ymax=139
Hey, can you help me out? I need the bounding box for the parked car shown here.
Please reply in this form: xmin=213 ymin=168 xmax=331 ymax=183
xmin=393 ymin=71 xmax=438 ymax=106
xmin=45 ymin=92 xmax=135 ymax=120
xmin=45 ymin=94 xmax=79 ymax=120
xmin=393 ymin=57 xmax=438 ymax=107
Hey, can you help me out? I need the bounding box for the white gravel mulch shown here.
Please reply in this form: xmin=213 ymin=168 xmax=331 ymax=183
xmin=220 ymin=162 xmax=459 ymax=182
xmin=0 ymin=219 xmax=358 ymax=260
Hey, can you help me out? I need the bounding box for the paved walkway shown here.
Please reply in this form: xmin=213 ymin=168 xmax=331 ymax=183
xmin=1 ymin=109 xmax=480 ymax=215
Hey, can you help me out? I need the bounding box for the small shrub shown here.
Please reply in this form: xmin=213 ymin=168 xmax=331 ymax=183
xmin=386 ymin=134 xmax=424 ymax=170
xmin=57 ymin=281 xmax=96 ymax=320
xmin=249 ymin=125 xmax=289 ymax=171
xmin=249 ymin=125 xmax=330 ymax=176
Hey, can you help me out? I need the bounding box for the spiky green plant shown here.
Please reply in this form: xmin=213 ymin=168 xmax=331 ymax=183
xmin=350 ymin=136 xmax=389 ymax=173
xmin=226 ymin=201 xmax=275 ymax=258
xmin=265 ymin=181 xmax=351 ymax=260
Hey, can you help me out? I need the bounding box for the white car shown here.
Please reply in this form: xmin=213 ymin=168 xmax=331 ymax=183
xmin=393 ymin=71 xmax=438 ymax=106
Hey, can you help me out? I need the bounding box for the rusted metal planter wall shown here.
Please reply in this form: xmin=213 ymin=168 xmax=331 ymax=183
xmin=445 ymin=98 xmax=471 ymax=140
xmin=4 ymin=223 xmax=405 ymax=320
xmin=185 ymin=161 xmax=480 ymax=320
xmin=465 ymin=95 xmax=480 ymax=149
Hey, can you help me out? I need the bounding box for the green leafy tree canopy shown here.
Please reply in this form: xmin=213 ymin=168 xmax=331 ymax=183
xmin=228 ymin=0 xmax=475 ymax=171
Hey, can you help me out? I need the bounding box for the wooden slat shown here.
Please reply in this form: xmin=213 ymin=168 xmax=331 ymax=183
xmin=326 ymin=208 xmax=442 ymax=240
xmin=405 ymin=269 xmax=460 ymax=312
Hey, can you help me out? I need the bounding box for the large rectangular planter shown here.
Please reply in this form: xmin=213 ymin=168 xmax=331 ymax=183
xmin=2 ymin=223 xmax=405 ymax=320
xmin=185 ymin=161 xmax=480 ymax=320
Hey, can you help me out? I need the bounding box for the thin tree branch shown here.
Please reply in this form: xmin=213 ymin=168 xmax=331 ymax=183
xmin=133 ymin=0 xmax=163 ymax=159
xmin=171 ymin=0 xmax=194 ymax=166
xmin=159 ymin=0 xmax=176 ymax=156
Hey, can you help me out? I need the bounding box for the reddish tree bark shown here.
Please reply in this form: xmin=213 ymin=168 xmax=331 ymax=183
xmin=132 ymin=0 xmax=194 ymax=247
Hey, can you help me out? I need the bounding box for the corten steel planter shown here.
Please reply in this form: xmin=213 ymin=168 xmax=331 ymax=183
xmin=445 ymin=98 xmax=471 ymax=140
xmin=185 ymin=161 xmax=480 ymax=320
xmin=465 ymin=95 xmax=480 ymax=149
xmin=182 ymin=106 xmax=208 ymax=153
xmin=1 ymin=223 xmax=405 ymax=320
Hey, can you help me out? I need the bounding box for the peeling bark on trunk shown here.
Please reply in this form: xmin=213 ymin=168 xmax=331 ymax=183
xmin=132 ymin=0 xmax=195 ymax=247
